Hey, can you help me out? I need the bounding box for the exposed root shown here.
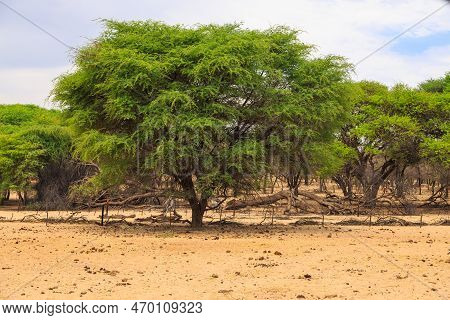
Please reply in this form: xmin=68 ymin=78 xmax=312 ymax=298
xmin=134 ymin=212 xmax=190 ymax=225
xmin=208 ymin=220 xmax=243 ymax=226
xmin=373 ymin=216 xmax=420 ymax=226
xmin=290 ymin=219 xmax=320 ymax=226
xmin=432 ymin=219 xmax=450 ymax=226
xmin=21 ymin=214 xmax=41 ymax=222
xmin=336 ymin=218 xmax=368 ymax=226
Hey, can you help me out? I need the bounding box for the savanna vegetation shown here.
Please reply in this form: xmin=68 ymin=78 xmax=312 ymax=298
xmin=0 ymin=104 xmax=77 ymax=208
xmin=1 ymin=21 xmax=448 ymax=228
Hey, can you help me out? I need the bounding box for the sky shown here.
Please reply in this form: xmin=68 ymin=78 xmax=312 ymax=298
xmin=0 ymin=0 xmax=449 ymax=107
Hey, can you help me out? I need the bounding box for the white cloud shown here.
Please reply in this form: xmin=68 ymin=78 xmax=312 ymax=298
xmin=355 ymin=45 xmax=450 ymax=86
xmin=0 ymin=66 xmax=71 ymax=107
xmin=1 ymin=0 xmax=449 ymax=104
xmin=156 ymin=0 xmax=450 ymax=86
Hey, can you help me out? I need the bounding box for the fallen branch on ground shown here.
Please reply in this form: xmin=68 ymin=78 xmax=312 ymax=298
xmin=224 ymin=190 xmax=352 ymax=214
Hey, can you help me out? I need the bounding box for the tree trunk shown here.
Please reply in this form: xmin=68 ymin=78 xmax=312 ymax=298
xmin=354 ymin=157 xmax=396 ymax=208
xmin=441 ymin=175 xmax=449 ymax=199
xmin=363 ymin=183 xmax=381 ymax=208
xmin=286 ymin=172 xmax=300 ymax=197
xmin=394 ymin=165 xmax=407 ymax=198
xmin=332 ymin=175 xmax=353 ymax=198
xmin=332 ymin=163 xmax=354 ymax=199
xmin=186 ymin=195 xmax=207 ymax=228
xmin=417 ymin=167 xmax=422 ymax=195
xmin=263 ymin=174 xmax=269 ymax=193
xmin=319 ymin=178 xmax=328 ymax=193
xmin=0 ymin=191 xmax=5 ymax=206
xmin=226 ymin=191 xmax=288 ymax=210
xmin=191 ymin=202 xmax=206 ymax=228
xmin=18 ymin=191 xmax=26 ymax=206
xmin=178 ymin=175 xmax=207 ymax=228
xmin=225 ymin=189 xmax=345 ymax=214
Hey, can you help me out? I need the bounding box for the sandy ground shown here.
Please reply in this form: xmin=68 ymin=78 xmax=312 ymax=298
xmin=0 ymin=219 xmax=449 ymax=300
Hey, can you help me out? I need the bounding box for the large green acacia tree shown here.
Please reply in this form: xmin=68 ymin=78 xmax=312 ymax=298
xmin=334 ymin=79 xmax=449 ymax=205
xmin=53 ymin=21 xmax=351 ymax=227
xmin=418 ymin=73 xmax=450 ymax=197
xmin=0 ymin=104 xmax=72 ymax=205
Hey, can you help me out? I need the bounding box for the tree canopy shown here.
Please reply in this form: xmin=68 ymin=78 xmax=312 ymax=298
xmin=417 ymin=74 xmax=450 ymax=169
xmin=333 ymin=79 xmax=449 ymax=205
xmin=53 ymin=21 xmax=352 ymax=227
xmin=418 ymin=72 xmax=450 ymax=93
xmin=0 ymin=21 xmax=445 ymax=225
xmin=0 ymin=104 xmax=71 ymax=203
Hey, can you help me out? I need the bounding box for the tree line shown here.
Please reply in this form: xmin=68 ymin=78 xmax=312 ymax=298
xmin=0 ymin=21 xmax=448 ymax=227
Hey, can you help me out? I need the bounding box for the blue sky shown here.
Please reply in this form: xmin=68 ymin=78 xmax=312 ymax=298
xmin=0 ymin=0 xmax=449 ymax=106
xmin=391 ymin=30 xmax=450 ymax=55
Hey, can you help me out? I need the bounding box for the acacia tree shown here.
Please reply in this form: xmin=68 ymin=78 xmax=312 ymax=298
xmin=418 ymin=73 xmax=450 ymax=199
xmin=334 ymin=80 xmax=449 ymax=206
xmin=53 ymin=21 xmax=351 ymax=227
xmin=0 ymin=104 xmax=73 ymax=206
xmin=267 ymin=62 xmax=353 ymax=196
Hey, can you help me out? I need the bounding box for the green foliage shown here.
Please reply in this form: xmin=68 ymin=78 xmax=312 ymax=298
xmin=334 ymin=77 xmax=449 ymax=204
xmin=418 ymin=72 xmax=450 ymax=93
xmin=53 ymin=21 xmax=351 ymax=210
xmin=342 ymin=81 xmax=449 ymax=166
xmin=305 ymin=141 xmax=356 ymax=178
xmin=1 ymin=20 xmax=448 ymax=219
xmin=0 ymin=104 xmax=71 ymax=192
xmin=417 ymin=97 xmax=450 ymax=169
xmin=416 ymin=75 xmax=450 ymax=169
xmin=421 ymin=131 xmax=450 ymax=168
